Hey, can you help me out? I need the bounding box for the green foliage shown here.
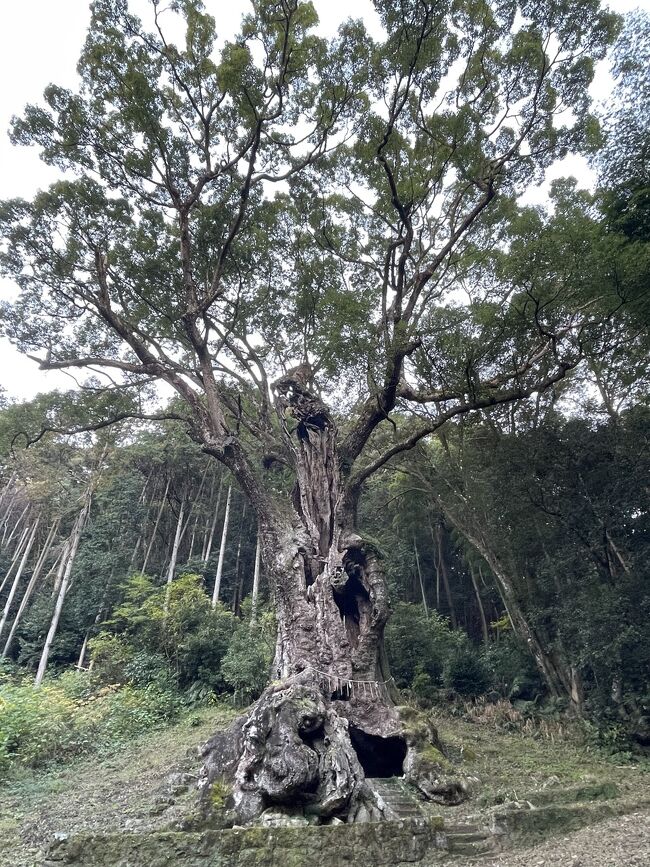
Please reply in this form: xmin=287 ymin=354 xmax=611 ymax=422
xmin=92 ymin=573 xmax=238 ymax=693
xmin=88 ymin=633 xmax=136 ymax=685
xmin=0 ymin=678 xmax=77 ymax=773
xmin=0 ymin=670 xmax=180 ymax=780
xmin=386 ymin=602 xmax=497 ymax=700
xmin=410 ymin=670 xmax=437 ymax=707
xmin=386 ymin=603 xmax=456 ymax=690
xmin=0 ymin=0 xmax=645 ymax=766
xmin=220 ymin=611 xmax=275 ymax=705
xmin=88 ymin=578 xmax=277 ymax=707
xmin=443 ymin=644 xmax=491 ymax=697
xmin=0 ymin=0 xmax=619 ymax=429
xmin=481 ymin=638 xmax=544 ymax=700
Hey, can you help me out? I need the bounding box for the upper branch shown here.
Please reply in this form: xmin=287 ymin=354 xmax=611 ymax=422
xmin=347 ymin=359 xmax=578 ymax=493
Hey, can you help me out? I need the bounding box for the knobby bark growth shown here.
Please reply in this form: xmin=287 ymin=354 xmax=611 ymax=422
xmin=201 ymin=365 xmax=465 ymax=823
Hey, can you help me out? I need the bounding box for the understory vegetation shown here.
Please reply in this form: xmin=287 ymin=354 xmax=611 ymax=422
xmin=0 ymin=395 xmax=648 ymax=781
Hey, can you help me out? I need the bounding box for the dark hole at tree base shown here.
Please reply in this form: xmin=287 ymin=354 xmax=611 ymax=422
xmin=349 ymin=726 xmax=407 ymax=778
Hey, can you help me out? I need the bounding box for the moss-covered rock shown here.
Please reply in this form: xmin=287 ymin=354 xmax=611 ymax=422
xmin=395 ymin=706 xmax=473 ymax=807
xmin=43 ymin=820 xmax=444 ymax=867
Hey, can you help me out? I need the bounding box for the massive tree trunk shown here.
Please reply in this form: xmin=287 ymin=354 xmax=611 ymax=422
xmin=201 ymin=372 xmax=466 ymax=825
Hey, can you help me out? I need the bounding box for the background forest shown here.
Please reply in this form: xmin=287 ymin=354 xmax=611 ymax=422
xmin=0 ymin=364 xmax=648 ymax=775
xmin=0 ymin=2 xmax=648 ymax=785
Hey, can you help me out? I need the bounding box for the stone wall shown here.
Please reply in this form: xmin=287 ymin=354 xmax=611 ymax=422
xmin=44 ymin=819 xmax=446 ymax=867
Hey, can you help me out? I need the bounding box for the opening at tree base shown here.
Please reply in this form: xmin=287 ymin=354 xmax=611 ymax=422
xmin=199 ymin=684 xmax=471 ymax=826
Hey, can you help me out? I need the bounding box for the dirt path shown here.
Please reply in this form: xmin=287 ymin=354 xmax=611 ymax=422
xmin=475 ymin=809 xmax=650 ymax=867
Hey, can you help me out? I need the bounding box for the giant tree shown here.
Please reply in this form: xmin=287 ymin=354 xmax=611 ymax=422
xmin=0 ymin=0 xmax=619 ymax=823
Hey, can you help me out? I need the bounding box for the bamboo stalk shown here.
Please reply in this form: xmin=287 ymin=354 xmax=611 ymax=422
xmin=188 ymin=515 xmax=199 ymax=562
xmin=0 ymin=524 xmax=31 ymax=595
xmin=0 ymin=495 xmax=18 ymax=544
xmin=0 ymin=518 xmax=40 ymax=641
xmin=163 ymin=496 xmax=186 ymax=614
xmin=232 ymin=503 xmax=247 ymax=614
xmin=469 ymin=562 xmax=489 ymax=645
xmin=0 ymin=471 xmax=16 ymax=506
xmin=202 ymin=475 xmax=224 ymax=565
xmin=179 ymin=462 xmax=210 ymax=543
xmin=413 ymin=536 xmax=428 ymax=617
xmin=251 ymin=531 xmax=262 ymax=624
xmin=76 ymin=631 xmax=90 ymax=670
xmin=432 ymin=521 xmax=457 ymax=627
xmin=211 ymin=484 xmax=232 ymax=609
xmin=141 ymin=477 xmax=171 ymax=574
xmin=35 ymin=503 xmax=90 ymax=685
xmin=127 ymin=471 xmax=155 ymax=571
xmin=200 ymin=468 xmax=217 ymax=561
xmin=2 ymin=519 xmax=60 ymax=658
xmin=4 ymin=504 xmax=29 ymax=548
xmin=35 ymin=444 xmax=107 ymax=686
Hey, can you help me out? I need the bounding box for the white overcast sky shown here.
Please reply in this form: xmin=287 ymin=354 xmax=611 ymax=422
xmin=0 ymin=0 xmax=646 ymax=401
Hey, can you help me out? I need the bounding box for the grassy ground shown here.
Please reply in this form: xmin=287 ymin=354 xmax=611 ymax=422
xmin=435 ymin=711 xmax=650 ymax=812
xmin=0 ymin=705 xmax=238 ymax=867
xmin=0 ymin=703 xmax=648 ymax=866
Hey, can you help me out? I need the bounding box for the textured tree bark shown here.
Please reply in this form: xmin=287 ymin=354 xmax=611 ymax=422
xmin=201 ymin=371 xmax=466 ymax=825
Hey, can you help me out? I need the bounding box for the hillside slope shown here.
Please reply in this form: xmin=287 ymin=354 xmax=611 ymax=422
xmin=0 ymin=706 xmax=648 ymax=866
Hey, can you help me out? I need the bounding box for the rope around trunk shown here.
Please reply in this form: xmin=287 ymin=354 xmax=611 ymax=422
xmin=280 ymin=664 xmax=396 ymax=700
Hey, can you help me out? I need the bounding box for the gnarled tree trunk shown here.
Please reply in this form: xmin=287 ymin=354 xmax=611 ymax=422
xmin=201 ymin=372 xmax=465 ymax=825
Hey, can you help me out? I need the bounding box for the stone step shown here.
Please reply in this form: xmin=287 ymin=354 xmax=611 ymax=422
xmin=446 ymin=831 xmax=491 ymax=843
xmin=443 ymin=824 xmax=482 ymax=834
xmin=436 ymin=826 xmax=498 ymax=857
xmin=375 ymin=789 xmax=419 ymax=809
xmin=521 ymin=782 xmax=620 ymax=807
xmin=366 ymin=777 xmax=427 ymax=821
xmin=449 ymin=841 xmax=496 ymax=856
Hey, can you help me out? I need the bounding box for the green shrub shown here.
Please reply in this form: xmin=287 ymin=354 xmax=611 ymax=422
xmin=88 ymin=633 xmax=136 ymax=684
xmin=443 ymin=644 xmax=491 ymax=697
xmin=124 ymin=651 xmax=175 ymax=690
xmin=0 ymin=673 xmax=182 ymax=779
xmin=96 ymin=573 xmax=236 ymax=691
xmin=221 ymin=619 xmax=273 ymax=705
xmin=0 ymin=679 xmax=77 ymax=770
xmin=411 ymin=668 xmax=437 ymax=706
xmin=92 ymin=683 xmax=181 ymax=744
xmin=480 ymin=637 xmax=543 ymax=699
xmin=386 ymin=603 xmax=455 ymax=689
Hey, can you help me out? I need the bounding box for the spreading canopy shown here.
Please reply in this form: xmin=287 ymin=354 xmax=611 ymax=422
xmin=0 ymin=0 xmax=620 ymax=502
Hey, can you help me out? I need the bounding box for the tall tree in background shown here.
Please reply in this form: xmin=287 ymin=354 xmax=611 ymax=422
xmin=0 ymin=0 xmax=619 ymax=822
xmin=598 ymin=10 xmax=650 ymax=248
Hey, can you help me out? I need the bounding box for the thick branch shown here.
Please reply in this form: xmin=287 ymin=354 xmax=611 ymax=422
xmin=348 ymin=361 xmax=577 ymax=492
